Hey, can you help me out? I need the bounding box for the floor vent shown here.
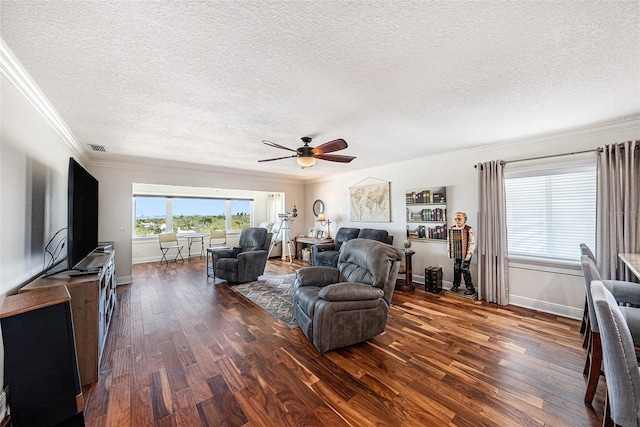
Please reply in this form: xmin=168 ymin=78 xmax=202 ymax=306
xmin=88 ymin=144 xmax=106 ymax=152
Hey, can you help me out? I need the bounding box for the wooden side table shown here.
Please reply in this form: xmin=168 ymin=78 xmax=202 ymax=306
xmin=294 ymin=236 xmax=334 ymax=261
xmin=395 ymin=249 xmax=415 ymax=291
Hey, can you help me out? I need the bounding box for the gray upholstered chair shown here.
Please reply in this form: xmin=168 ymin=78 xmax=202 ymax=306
xmin=580 ymin=243 xmax=596 ymax=341
xmin=590 ymin=281 xmax=640 ymax=427
xmin=311 ymin=227 xmax=394 ymax=267
xmin=311 ymin=227 xmax=360 ymax=267
xmin=293 ymin=238 xmax=403 ymax=353
xmin=581 ymin=255 xmax=640 ymax=404
xmin=357 ymin=228 xmax=394 ymax=245
xmin=210 ymin=227 xmax=272 ymax=283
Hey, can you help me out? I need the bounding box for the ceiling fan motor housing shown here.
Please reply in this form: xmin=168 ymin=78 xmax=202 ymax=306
xmin=297 ymin=145 xmax=314 ymax=157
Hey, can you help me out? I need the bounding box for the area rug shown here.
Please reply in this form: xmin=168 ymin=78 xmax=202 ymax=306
xmin=230 ymin=274 xmax=298 ymax=328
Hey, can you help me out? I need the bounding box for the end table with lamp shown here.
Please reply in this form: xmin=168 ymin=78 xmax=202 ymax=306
xmin=317 ymin=213 xmax=332 ymax=238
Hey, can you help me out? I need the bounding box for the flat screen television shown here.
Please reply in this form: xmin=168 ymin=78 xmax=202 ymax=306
xmin=67 ymin=158 xmax=99 ymax=270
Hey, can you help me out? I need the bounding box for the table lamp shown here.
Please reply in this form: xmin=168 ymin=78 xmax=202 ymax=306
xmin=317 ymin=214 xmax=332 ymax=238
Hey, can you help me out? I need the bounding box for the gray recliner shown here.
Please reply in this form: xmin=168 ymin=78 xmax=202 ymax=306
xmin=311 ymin=227 xmax=394 ymax=267
xmin=311 ymin=227 xmax=360 ymax=267
xmin=210 ymin=227 xmax=272 ymax=283
xmin=590 ymin=281 xmax=640 ymax=427
xmin=293 ymin=238 xmax=403 ymax=353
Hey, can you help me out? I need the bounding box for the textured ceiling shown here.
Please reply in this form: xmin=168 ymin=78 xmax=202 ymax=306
xmin=2 ymin=1 xmax=639 ymax=181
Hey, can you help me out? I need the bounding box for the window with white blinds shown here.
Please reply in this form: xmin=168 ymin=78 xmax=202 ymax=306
xmin=505 ymin=164 xmax=596 ymax=262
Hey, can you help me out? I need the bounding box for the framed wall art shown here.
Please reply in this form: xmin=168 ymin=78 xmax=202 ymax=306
xmin=349 ymin=178 xmax=391 ymax=222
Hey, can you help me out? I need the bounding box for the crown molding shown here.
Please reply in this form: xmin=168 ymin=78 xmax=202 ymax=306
xmin=308 ymin=114 xmax=640 ymax=184
xmin=1 ymin=39 xmax=87 ymax=161
xmin=89 ymin=156 xmax=304 ymax=186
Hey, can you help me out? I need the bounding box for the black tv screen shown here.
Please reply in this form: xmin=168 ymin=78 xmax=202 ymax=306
xmin=67 ymin=158 xmax=99 ymax=270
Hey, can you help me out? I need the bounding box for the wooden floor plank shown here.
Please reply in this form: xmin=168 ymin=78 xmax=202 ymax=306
xmin=81 ymin=257 xmax=606 ymax=426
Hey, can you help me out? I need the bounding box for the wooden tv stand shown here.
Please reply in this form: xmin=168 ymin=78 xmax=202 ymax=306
xmin=20 ymin=249 xmax=117 ymax=385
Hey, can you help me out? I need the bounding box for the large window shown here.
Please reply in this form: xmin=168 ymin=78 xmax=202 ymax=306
xmin=134 ymin=197 xmax=167 ymax=236
xmin=505 ymin=164 xmax=596 ymax=262
xmin=134 ymin=196 xmax=252 ymax=237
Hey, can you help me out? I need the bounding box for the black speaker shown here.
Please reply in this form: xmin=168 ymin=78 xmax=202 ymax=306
xmin=425 ymin=266 xmax=443 ymax=293
xmin=0 ymin=286 xmax=84 ymax=426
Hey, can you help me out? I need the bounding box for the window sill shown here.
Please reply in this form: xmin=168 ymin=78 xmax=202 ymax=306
xmin=508 ymin=256 xmax=582 ymax=276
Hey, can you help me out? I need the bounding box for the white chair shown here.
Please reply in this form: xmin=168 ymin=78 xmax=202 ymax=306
xmin=209 ymin=230 xmax=227 ymax=248
xmin=159 ymin=232 xmax=184 ymax=264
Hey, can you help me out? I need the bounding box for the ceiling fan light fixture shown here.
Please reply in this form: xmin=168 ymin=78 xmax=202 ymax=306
xmin=297 ymin=156 xmax=317 ymax=168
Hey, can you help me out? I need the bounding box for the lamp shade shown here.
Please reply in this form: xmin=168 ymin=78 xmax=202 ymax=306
xmin=297 ymin=156 xmax=316 ymax=168
xmin=317 ymin=213 xmax=326 ymax=221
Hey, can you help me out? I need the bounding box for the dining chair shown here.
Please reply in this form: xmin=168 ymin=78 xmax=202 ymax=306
xmin=580 ymin=243 xmax=596 ymax=343
xmin=209 ymin=229 xmax=227 ymax=248
xmin=158 ymin=232 xmax=184 ymax=264
xmin=590 ymin=281 xmax=640 ymax=427
xmin=581 ymin=255 xmax=640 ymax=404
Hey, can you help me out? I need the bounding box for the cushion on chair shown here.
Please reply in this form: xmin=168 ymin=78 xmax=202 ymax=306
xmin=357 ymin=228 xmax=393 ymax=245
xmin=318 ymin=282 xmax=384 ymax=301
xmin=238 ymin=227 xmax=268 ymax=251
xmin=334 ymin=227 xmax=361 ymax=250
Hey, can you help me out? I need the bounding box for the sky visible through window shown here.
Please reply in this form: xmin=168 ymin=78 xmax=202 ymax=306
xmin=136 ymin=197 xmax=251 ymax=218
xmin=173 ymin=198 xmax=226 ymax=216
xmin=135 ymin=197 xmax=165 ymax=219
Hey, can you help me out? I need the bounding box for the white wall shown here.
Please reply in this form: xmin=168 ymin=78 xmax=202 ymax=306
xmin=0 ymin=49 xmax=84 ymax=418
xmin=89 ymin=161 xmax=305 ymax=283
xmin=303 ymin=119 xmax=640 ymax=319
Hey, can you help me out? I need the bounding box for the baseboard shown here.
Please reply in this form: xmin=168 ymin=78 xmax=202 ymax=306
xmin=508 ymin=294 xmax=582 ymax=320
xmin=116 ymin=276 xmax=134 ymax=286
xmin=416 ymin=275 xmax=581 ymax=320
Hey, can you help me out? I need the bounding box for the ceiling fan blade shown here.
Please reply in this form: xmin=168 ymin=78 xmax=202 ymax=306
xmin=312 ymin=138 xmax=348 ymax=155
xmin=315 ymin=153 xmax=356 ymax=163
xmin=262 ymin=140 xmax=297 ymax=152
xmin=257 ymin=155 xmax=297 ymax=162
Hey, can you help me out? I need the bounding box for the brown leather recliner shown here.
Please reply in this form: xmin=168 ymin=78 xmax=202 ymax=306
xmin=293 ymin=238 xmax=403 ymax=353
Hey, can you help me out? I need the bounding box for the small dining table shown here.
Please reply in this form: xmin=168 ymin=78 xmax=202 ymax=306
xmin=178 ymin=232 xmax=210 ymax=257
xmin=618 ymin=253 xmax=640 ymax=280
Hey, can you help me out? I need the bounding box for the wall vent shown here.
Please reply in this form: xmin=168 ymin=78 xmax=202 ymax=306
xmin=88 ymin=144 xmax=106 ymax=152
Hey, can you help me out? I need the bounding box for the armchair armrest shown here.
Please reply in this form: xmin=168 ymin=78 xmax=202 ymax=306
xmin=211 ymin=247 xmax=234 ymax=265
xmin=237 ymin=249 xmax=268 ymax=265
xmin=294 ymin=266 xmax=339 ymax=287
xmin=319 ymin=282 xmax=384 ymax=301
xmin=312 ymin=242 xmax=337 ymax=253
xmin=212 ymin=247 xmax=234 ymax=258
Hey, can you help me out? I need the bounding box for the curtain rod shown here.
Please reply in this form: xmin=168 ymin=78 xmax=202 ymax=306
xmin=474 ymin=148 xmax=598 ymax=168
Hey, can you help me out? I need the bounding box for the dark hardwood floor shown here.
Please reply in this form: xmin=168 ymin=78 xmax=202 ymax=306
xmin=81 ymin=256 xmax=605 ymax=426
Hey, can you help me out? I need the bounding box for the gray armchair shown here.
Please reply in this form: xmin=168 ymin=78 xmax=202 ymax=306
xmin=293 ymin=239 xmax=403 ymax=353
xmin=311 ymin=227 xmax=394 ymax=267
xmin=590 ymin=281 xmax=640 ymax=427
xmin=210 ymin=227 xmax=272 ymax=283
xmin=311 ymin=227 xmax=360 ymax=267
xmin=581 ymin=255 xmax=640 ymax=404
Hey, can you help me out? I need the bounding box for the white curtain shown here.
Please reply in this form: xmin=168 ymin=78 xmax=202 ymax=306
xmin=477 ymin=160 xmax=509 ymax=305
xmin=596 ymin=140 xmax=640 ymax=281
xmin=267 ymin=193 xmax=283 ymax=223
